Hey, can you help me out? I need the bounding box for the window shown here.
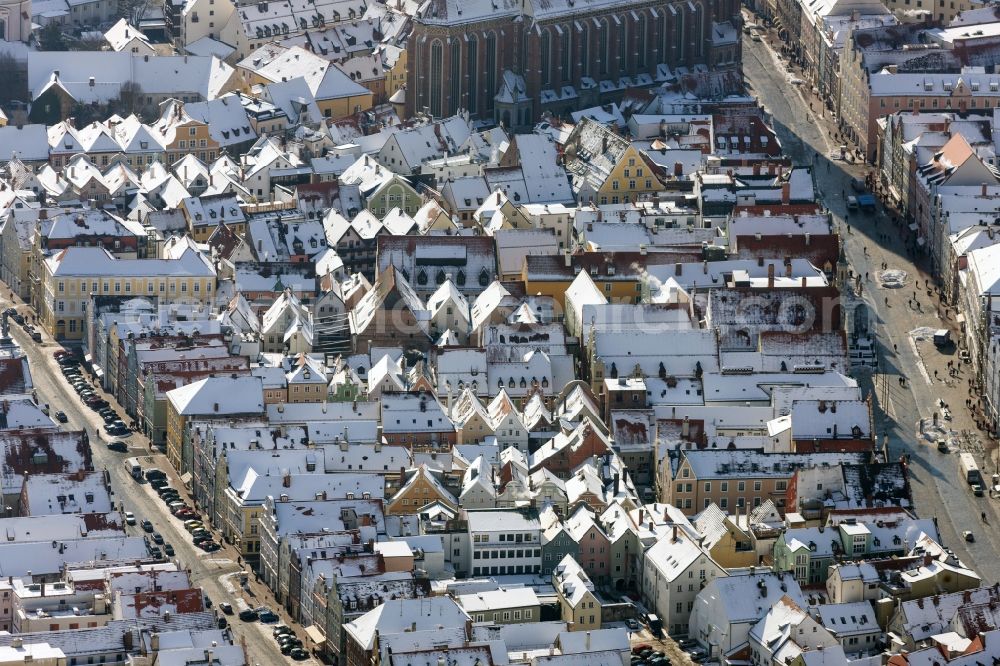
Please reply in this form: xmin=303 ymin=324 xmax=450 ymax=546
xmin=467 ymin=35 xmax=478 ymax=110
xmin=485 ymin=33 xmax=497 ymax=112
xmin=429 ymin=40 xmax=443 ymax=117
xmin=560 ymin=25 xmax=571 ymax=81
xmin=541 ymin=29 xmax=552 ymax=86
xmin=450 ymin=40 xmax=461 ymax=115
xmin=599 ymin=20 xmax=609 ymax=74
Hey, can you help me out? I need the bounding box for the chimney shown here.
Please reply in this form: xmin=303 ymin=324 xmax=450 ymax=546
xmin=89 ymin=76 xmax=95 ymax=87
xmin=682 ymin=416 xmax=690 ymax=438
xmin=586 ymin=632 xmax=591 ymax=651
xmin=672 ymin=525 xmax=679 ymax=542
xmin=564 ymin=249 xmax=572 ymax=268
xmin=805 ymin=232 xmax=811 ymax=246
xmin=767 ymin=263 xmax=775 ymax=288
xmin=282 ymin=471 xmax=290 ymax=487
xmin=781 ymin=182 xmax=790 ymax=203
xmin=702 ymin=260 xmax=708 ymax=275
xmin=923 ymin=552 xmax=933 ymax=567
xmin=785 ymin=262 xmax=792 ymax=278
xmin=983 ymin=183 xmax=988 ymax=196
xmin=213 ymin=402 xmax=219 ymax=412
xmin=801 ymin=276 xmax=807 ymax=288
xmin=613 ymin=473 xmax=620 ymax=494
xmin=496 ymin=192 xmax=501 ymax=205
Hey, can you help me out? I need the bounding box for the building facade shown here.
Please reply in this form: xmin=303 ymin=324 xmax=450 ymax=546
xmin=406 ymin=0 xmax=742 ymax=128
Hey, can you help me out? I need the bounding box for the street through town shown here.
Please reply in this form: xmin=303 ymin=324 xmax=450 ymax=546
xmin=0 ymin=294 xmax=315 ymax=666
xmin=743 ymin=26 xmax=1000 ymax=582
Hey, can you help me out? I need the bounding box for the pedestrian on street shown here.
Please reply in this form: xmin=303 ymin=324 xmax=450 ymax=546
xmin=885 ymin=297 xmax=889 ymax=306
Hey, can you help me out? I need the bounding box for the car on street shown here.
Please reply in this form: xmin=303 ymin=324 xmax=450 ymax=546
xmin=192 ymin=533 xmax=212 ymax=545
xmin=149 ymin=547 xmax=162 ymax=559
xmin=54 ymin=411 xmax=67 ymax=423
xmin=217 ymin=617 xmax=228 ymax=629
xmin=184 ymin=520 xmax=203 ymax=532
xmin=220 ymin=602 xmax=233 ymax=615
xmin=104 ymin=423 xmax=128 ymax=436
xmin=106 ymin=441 xmax=128 ymax=453
xmin=238 ymin=608 xmax=258 ymax=622
xmin=280 ymin=642 xmax=295 ymax=655
xmin=140 ymin=520 xmax=154 ymax=533
xmin=151 ymin=532 xmax=164 ymax=545
xmin=174 ymin=508 xmax=197 ymax=520
xmin=30 ymin=331 xmax=41 ymax=343
xmin=938 ymin=441 xmax=950 ymax=453
xmin=625 ymin=619 xmax=640 ymax=631
xmin=273 ymin=626 xmax=292 ymax=638
xmin=257 ymin=608 xmax=278 ymax=623
xmin=149 ymin=478 xmax=168 ymax=490
xmin=124 ymin=512 xmax=136 ymax=525
xmin=145 ymin=469 xmax=166 ymax=482
xmin=965 ymin=530 xmax=976 ymax=542
xmin=290 ymin=648 xmax=309 ymax=661
xmin=198 ymin=540 xmax=220 ymax=552
xmin=163 ymin=543 xmax=175 ymax=556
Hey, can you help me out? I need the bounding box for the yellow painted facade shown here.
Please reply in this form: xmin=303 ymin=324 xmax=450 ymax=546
xmin=316 ymin=92 xmax=375 ymax=120
xmin=385 ymin=472 xmax=456 ymax=516
xmin=165 ymin=402 xmax=186 ymax=472
xmin=165 ymin=119 xmax=220 ymax=164
xmin=595 ymin=145 xmax=664 ymax=205
xmin=42 ymin=269 xmax=215 ymax=341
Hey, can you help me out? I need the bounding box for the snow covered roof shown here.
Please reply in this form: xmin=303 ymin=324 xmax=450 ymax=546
xmin=166 ymin=376 xmax=264 ymax=415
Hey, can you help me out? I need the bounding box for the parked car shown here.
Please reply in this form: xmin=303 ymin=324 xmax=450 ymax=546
xmin=106 ymin=441 xmax=128 ymax=453
xmin=174 ymin=508 xmax=197 ymax=520
xmin=220 ymin=602 xmax=234 ymax=615
xmin=124 ymin=512 xmax=136 ymax=525
xmin=149 ymin=478 xmax=168 ymax=490
xmin=149 ymin=546 xmax=163 ymax=559
xmin=625 ymin=619 xmax=640 ymax=631
xmin=198 ymin=540 xmax=220 ymax=552
xmin=145 ymin=469 xmax=166 ymax=482
xmin=192 ymin=533 xmax=212 ymax=545
xmin=257 ymin=608 xmax=278 ymax=623
xmin=30 ymin=331 xmax=41 ymax=343
xmin=290 ymin=648 xmax=309 ymax=661
xmin=54 ymin=411 xmax=67 ymax=423
xmin=217 ymin=617 xmax=228 ymax=629
xmin=163 ymin=543 xmax=175 ymax=556
xmin=151 ymin=533 xmax=164 ymax=545
xmin=140 ymin=520 xmax=154 ymax=533
xmin=273 ymin=626 xmax=292 ymax=638
xmin=238 ymin=608 xmax=258 ymax=622
xmin=184 ymin=520 xmax=203 ymax=532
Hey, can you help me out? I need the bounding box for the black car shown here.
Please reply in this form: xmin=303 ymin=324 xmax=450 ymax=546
xmin=290 ymin=648 xmax=309 ymax=661
xmin=238 ymin=608 xmax=258 ymax=622
xmin=280 ymin=642 xmax=295 ymax=656
xmin=106 ymin=441 xmax=128 ymax=453
xmin=149 ymin=546 xmax=163 ymax=559
xmin=149 ymin=478 xmax=168 ymax=490
xmin=163 ymin=543 xmax=175 ymax=556
xmin=54 ymin=411 xmax=67 ymax=423
xmin=217 ymin=617 xmax=228 ymax=629
xmin=140 ymin=520 xmax=154 ymax=533
xmin=144 ymin=469 xmax=166 ymax=482
xmin=151 ymin=532 xmax=164 ymax=545
xmin=220 ymin=602 xmax=234 ymax=615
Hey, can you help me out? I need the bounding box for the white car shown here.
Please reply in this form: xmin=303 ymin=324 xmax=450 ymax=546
xmin=124 ymin=511 xmax=136 ymax=525
xmin=790 ymin=77 xmax=804 ymax=85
